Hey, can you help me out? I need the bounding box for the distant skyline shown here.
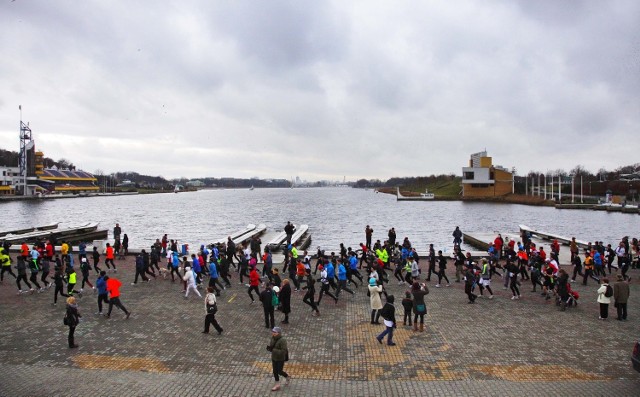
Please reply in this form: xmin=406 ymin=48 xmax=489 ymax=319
xmin=1 ymin=1 xmax=638 ymax=181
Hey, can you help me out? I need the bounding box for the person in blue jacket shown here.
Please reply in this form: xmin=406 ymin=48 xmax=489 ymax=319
xmin=191 ymin=254 xmax=202 ymax=286
xmin=336 ymin=260 xmax=354 ymax=297
xmin=208 ymin=257 xmax=222 ymax=296
xmin=325 ymin=260 xmax=338 ymax=291
xmin=96 ymin=271 xmax=109 ymax=315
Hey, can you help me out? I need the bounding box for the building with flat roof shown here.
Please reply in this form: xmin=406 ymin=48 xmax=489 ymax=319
xmin=461 ymin=151 xmax=513 ymax=198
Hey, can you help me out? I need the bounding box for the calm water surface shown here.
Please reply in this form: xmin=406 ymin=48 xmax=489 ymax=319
xmin=1 ymin=188 xmax=637 ymax=252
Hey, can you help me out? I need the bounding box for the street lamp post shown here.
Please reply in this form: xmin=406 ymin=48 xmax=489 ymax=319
xmin=571 ymin=173 xmax=575 ymax=204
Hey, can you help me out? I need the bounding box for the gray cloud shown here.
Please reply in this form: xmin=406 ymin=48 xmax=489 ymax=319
xmin=0 ymin=0 xmax=638 ymax=181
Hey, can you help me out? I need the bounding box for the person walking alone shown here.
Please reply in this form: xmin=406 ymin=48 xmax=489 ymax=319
xmin=64 ymin=296 xmax=81 ymax=348
xmin=260 ymin=283 xmax=276 ymax=329
xmin=267 ymin=327 xmax=290 ymax=391
xmin=202 ymin=287 xmax=223 ymax=335
xmin=375 ymin=295 xmax=397 ymax=346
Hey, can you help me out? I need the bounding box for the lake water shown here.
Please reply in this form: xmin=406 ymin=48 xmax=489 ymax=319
xmin=1 ymin=188 xmax=637 ymax=252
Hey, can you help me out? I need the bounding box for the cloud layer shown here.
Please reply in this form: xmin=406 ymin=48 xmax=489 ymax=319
xmin=1 ymin=0 xmax=638 ymax=180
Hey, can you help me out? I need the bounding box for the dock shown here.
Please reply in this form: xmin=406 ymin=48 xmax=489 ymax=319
xmin=463 ymin=228 xmax=574 ymax=265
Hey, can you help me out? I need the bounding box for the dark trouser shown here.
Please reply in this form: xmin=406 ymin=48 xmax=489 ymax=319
xmin=16 ymin=274 xmax=31 ymax=290
xmin=1 ymin=266 xmax=17 ymax=281
xmin=108 ymin=297 xmax=129 ymax=316
xmin=41 ymin=270 xmax=50 ymax=286
xmin=220 ymin=274 xmax=231 ymax=286
xmin=93 ymin=259 xmax=101 ymax=273
xmin=427 ymin=263 xmax=435 ymax=281
xmin=350 ymin=269 xmax=363 ymax=283
xmin=336 ymin=279 xmax=354 ymax=296
xmin=510 ymin=276 xmax=520 ymax=296
xmin=204 ymin=313 xmax=223 ymax=333
xmin=133 ymin=270 xmax=148 ymax=284
xmin=370 ymin=309 xmax=381 ymax=323
xmin=54 ymin=284 xmax=68 ymax=303
xmin=67 ymin=283 xmax=79 ymax=295
xmin=414 ymin=313 xmax=425 ymax=324
xmin=247 ymin=285 xmax=259 ymax=301
xmin=272 ymin=360 xmax=288 ymax=382
xmin=292 ymin=276 xmax=301 ymax=290
xmin=263 ymin=307 xmax=275 ymax=328
xmin=583 ymin=269 xmax=599 ymax=285
xmin=239 ymin=268 xmax=249 ymax=283
xmin=30 ymin=272 xmax=42 ymax=289
xmin=208 ymin=277 xmax=222 ymax=294
xmin=572 ymin=266 xmax=584 ymax=280
xmin=303 ymin=292 xmax=319 ymax=312
xmin=437 ymin=269 xmax=449 ymax=284
xmin=403 ymin=310 xmax=412 ymax=325
xmin=621 ymin=263 xmax=630 ymax=280
xmin=615 ymin=302 xmax=628 ymax=320
xmin=377 ymin=325 xmax=394 ymax=345
xmin=68 ymin=326 xmax=76 ymax=347
xmin=394 ymin=266 xmax=403 ymax=281
xmin=465 ymin=284 xmax=477 ymax=302
xmin=599 ymin=303 xmax=609 ymax=319
xmin=145 ymin=267 xmax=156 ymax=278
xmin=317 ymin=284 xmax=337 ymax=304
xmin=105 ymin=259 xmax=115 ymax=270
xmin=97 ymin=293 xmax=109 ymax=313
xmin=170 ymin=266 xmax=181 ymax=281
xmin=81 ymin=272 xmax=93 ymax=288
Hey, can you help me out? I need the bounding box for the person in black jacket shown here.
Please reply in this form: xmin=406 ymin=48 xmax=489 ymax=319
xmin=260 ymin=283 xmax=275 ymax=329
xmin=375 ymin=295 xmax=397 ymax=346
xmin=65 ymin=296 xmax=81 ymax=348
xmin=302 ymin=274 xmax=320 ymax=316
xmin=279 ymin=279 xmax=292 ymax=324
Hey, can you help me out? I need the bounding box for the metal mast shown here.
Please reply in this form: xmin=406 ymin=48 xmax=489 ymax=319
xmin=19 ymin=105 xmax=33 ymax=195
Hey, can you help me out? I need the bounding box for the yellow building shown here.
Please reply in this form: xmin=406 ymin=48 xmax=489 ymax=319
xmin=461 ymin=151 xmax=513 ymax=198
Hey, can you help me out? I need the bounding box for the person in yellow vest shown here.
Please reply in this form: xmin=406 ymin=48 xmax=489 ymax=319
xmin=66 ymin=267 xmax=81 ymax=296
xmin=61 ymin=241 xmax=69 ymax=259
xmin=0 ymin=247 xmax=17 ymax=282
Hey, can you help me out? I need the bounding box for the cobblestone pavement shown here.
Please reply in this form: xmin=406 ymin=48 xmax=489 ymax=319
xmin=1 ymin=257 xmax=639 ymax=396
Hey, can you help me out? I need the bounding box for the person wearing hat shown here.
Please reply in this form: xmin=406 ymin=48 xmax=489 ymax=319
xmin=368 ymin=277 xmax=383 ymax=324
xmin=79 ymin=257 xmax=94 ymax=293
xmin=375 ymin=295 xmax=397 ymax=346
xmin=613 ymin=274 xmax=630 ymax=321
xmin=267 ymin=326 xmax=290 ymax=391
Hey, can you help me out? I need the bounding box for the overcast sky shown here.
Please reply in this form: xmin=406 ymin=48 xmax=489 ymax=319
xmin=1 ymin=1 xmax=638 ymax=181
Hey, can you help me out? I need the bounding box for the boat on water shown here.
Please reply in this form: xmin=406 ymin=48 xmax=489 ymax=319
xmin=249 ymin=186 xmax=254 ymax=191
xmin=396 ymin=187 xmax=435 ymax=201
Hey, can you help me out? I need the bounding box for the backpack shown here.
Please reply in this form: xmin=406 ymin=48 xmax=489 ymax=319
xmin=604 ymin=285 xmax=613 ymax=298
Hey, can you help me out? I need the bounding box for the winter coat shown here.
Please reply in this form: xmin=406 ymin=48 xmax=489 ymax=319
xmin=597 ymin=284 xmax=611 ymax=304
xmin=369 ymin=285 xmax=383 ymax=310
xmin=613 ymin=281 xmax=630 ymax=304
xmin=269 ymin=335 xmax=288 ymax=362
xmin=279 ymin=283 xmax=292 ymax=314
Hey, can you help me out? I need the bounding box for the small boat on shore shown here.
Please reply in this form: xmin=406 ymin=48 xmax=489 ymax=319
xmin=396 ymin=187 xmax=435 ymax=201
xmin=0 ymin=223 xmax=59 ymax=238
xmin=1 ymin=222 xmax=100 ymax=244
xmin=519 ymin=224 xmax=589 ymax=249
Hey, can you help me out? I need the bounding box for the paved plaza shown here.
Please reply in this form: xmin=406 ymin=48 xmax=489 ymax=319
xmin=0 ymin=256 xmax=639 ymax=396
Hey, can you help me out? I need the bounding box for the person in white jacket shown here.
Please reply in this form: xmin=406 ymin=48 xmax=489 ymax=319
xmin=183 ymin=266 xmax=201 ymax=299
xmin=596 ymin=277 xmax=611 ymax=320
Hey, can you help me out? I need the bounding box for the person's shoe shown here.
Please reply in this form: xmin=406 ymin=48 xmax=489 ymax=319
xmin=218 ymin=329 xmax=223 ymax=335
xmin=131 ymin=283 xmax=136 ymax=286
xmin=69 ymin=344 xmax=79 ymax=349
xmin=511 ymin=296 xmax=517 ymax=300
xmin=271 ymin=383 xmax=281 ymax=391
xmin=376 ymin=337 xmax=382 ymax=344
xmin=281 ymin=320 xmax=289 ymax=324
xmin=285 ymin=376 xmax=291 ymax=386
xmin=435 ymin=284 xmax=440 ymax=288
xmin=126 ymin=312 xmax=131 ymax=319
xmin=387 ymin=342 xmax=396 ymax=346
xmin=250 ymin=300 xmax=255 ymax=304
xmin=17 ymin=290 xmax=22 ymax=295
xmin=446 ymin=284 xmax=451 ymax=287
xmin=489 ymin=295 xmax=494 ymax=299
xmin=79 ymin=288 xmax=84 ymax=293
xmin=202 ymin=331 xmax=209 ymax=334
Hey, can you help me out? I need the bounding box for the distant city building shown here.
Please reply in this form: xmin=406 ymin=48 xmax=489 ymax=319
xmin=186 ymin=180 xmax=205 ymax=187
xmin=461 ymin=151 xmax=513 ymax=198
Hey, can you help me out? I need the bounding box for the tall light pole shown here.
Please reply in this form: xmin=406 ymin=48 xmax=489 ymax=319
xmin=558 ymin=174 xmax=562 ymax=202
xmin=571 ymin=173 xmax=575 ymax=203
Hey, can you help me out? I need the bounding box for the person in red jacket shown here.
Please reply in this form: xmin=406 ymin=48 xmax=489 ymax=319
xmin=105 ymin=243 xmax=117 ymax=272
xmin=494 ymin=234 xmax=504 ymax=259
xmin=45 ymin=241 xmax=54 ymax=261
xmin=105 ymin=276 xmax=130 ymax=319
xmin=248 ymin=266 xmax=261 ymax=303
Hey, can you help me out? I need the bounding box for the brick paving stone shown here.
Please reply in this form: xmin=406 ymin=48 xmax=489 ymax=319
xmin=0 ymin=256 xmax=639 ymax=396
